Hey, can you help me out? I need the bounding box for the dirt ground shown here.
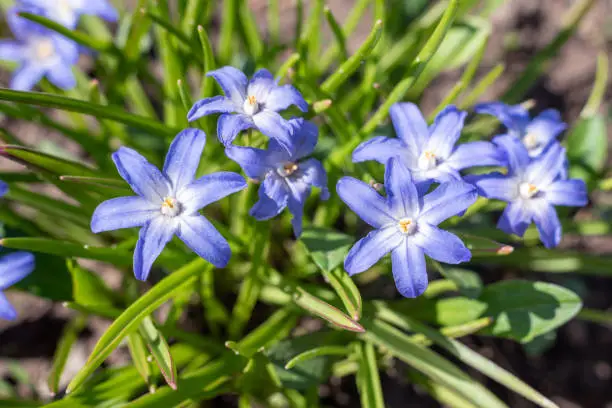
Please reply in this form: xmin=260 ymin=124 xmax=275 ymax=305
xmin=1 ymin=1 xmax=612 ymax=407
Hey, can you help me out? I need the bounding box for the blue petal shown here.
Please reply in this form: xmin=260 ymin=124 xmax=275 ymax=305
xmin=91 ymin=196 xmax=158 ymax=233
xmin=246 ymin=74 xmax=275 ymax=102
xmin=46 ymin=64 xmax=76 ymax=90
xmin=52 ymin=34 xmax=80 ymax=64
xmin=225 ymin=145 xmax=271 ymax=179
xmin=525 ymin=142 xmax=566 ymax=188
xmin=287 ymin=192 xmax=307 ymax=237
xmin=0 ymin=252 xmax=35 ymax=290
xmin=112 ymin=147 xmax=170 ymax=203
xmin=493 ymin=134 xmax=530 ymax=175
xmin=177 ymin=215 xmax=231 ymax=268
xmin=299 ymin=158 xmax=329 ymax=200
xmin=206 ymin=66 xmax=248 ymax=105
xmin=250 ymin=187 xmax=285 ymax=220
xmin=0 ymin=292 xmax=17 ymax=320
xmin=445 ymin=141 xmax=505 ymax=170
xmin=523 ymin=109 xmax=566 ymax=157
xmin=10 ymin=63 xmax=44 ymax=91
xmin=414 ymin=223 xmax=471 ymax=264
xmin=352 ymin=136 xmax=408 ymax=165
xmin=252 ymin=68 xmax=274 ymax=80
xmin=337 ymin=177 xmax=396 ymax=228
xmin=218 ymin=113 xmax=255 ymax=146
xmin=253 ymin=111 xmax=293 ymax=151
xmin=426 ymin=105 xmax=467 ymax=158
xmin=177 ymin=171 xmax=247 ymax=214
xmin=497 ymin=202 xmax=531 ymax=237
xmin=187 ymin=96 xmax=237 ymax=122
xmin=163 ymin=128 xmax=206 ymax=192
xmin=419 ymin=180 xmax=478 ymax=225
xmin=344 ymin=227 xmax=403 ymax=275
xmin=81 ymin=0 xmax=119 ymax=21
xmin=0 ymin=41 xmax=23 ymax=62
xmin=7 ymin=6 xmax=45 ymax=39
xmin=133 ymin=217 xmax=177 ymax=281
xmin=543 ymin=179 xmax=588 ymax=207
xmin=475 ymin=102 xmax=530 ymax=135
xmin=532 ymin=202 xmax=562 ymax=248
xmin=391 ymin=240 xmax=428 ymax=298
xmin=286 ymin=118 xmax=318 ymax=160
xmin=467 ymin=172 xmax=518 ymax=202
xmin=384 ymin=158 xmax=420 ymax=217
xmin=261 ymin=173 xmax=290 ymax=205
xmin=0 ymin=181 xmax=8 ymax=197
xmin=389 ymin=103 xmax=428 ymax=153
xmin=266 ymin=85 xmax=309 ymax=112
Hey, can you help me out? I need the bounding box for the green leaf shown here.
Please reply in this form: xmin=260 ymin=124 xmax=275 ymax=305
xmin=66 ymin=259 xmax=209 ymax=393
xmin=434 ymin=264 xmax=483 ymax=298
xmin=139 ymin=316 xmax=178 ymax=390
xmin=293 ymin=287 xmax=365 ymax=333
xmin=356 ymin=342 xmax=385 ymax=408
xmin=1 ymin=145 xmax=98 ymax=177
xmin=0 ymin=89 xmax=176 ymax=137
xmin=455 ymin=232 xmax=515 ymax=256
xmin=237 ymin=307 xmax=299 ymax=358
xmin=67 ymin=260 xmax=116 ymax=307
xmin=48 ymin=315 xmax=87 ymax=394
xmin=0 ymin=238 xmax=133 ymax=266
xmin=267 ymin=332 xmax=345 ymax=390
xmin=362 ymin=318 xmax=507 ymax=408
xmin=126 ymin=333 xmax=153 ymax=387
xmin=300 ymin=227 xmax=354 ymax=273
xmin=479 ymin=280 xmax=582 ymax=343
xmin=566 ymin=114 xmax=608 ymax=187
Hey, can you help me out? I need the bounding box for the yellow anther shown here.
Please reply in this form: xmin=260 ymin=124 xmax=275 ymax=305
xmin=283 ymin=162 xmax=299 ymax=176
xmin=398 ymin=218 xmax=417 ymax=235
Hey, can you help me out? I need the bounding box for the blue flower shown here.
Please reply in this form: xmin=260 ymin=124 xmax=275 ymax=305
xmin=353 ymin=103 xmax=504 ymax=185
xmin=18 ymin=0 xmax=118 ymax=28
xmin=468 ymin=135 xmax=587 ymax=248
xmin=475 ymin=102 xmax=566 ymax=158
xmin=91 ymin=129 xmax=247 ymax=281
xmin=337 ymin=158 xmax=477 ymax=298
xmin=0 ymin=252 xmax=35 ymax=320
xmin=225 ymin=118 xmax=328 ymax=237
xmin=0 ymin=8 xmax=79 ymax=91
xmin=188 ymin=66 xmax=308 ymax=150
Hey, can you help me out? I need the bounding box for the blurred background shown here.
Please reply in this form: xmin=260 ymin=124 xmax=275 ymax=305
xmin=0 ymin=0 xmax=611 ymax=407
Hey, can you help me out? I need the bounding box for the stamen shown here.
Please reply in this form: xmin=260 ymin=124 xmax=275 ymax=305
xmin=161 ymin=197 xmax=182 ymax=217
xmin=398 ymin=218 xmax=417 ymax=235
xmin=519 ymin=183 xmax=539 ymax=199
xmin=417 ymin=150 xmax=437 ymax=171
xmin=243 ymin=95 xmax=260 ymax=116
xmin=34 ymin=39 xmax=55 ymax=61
xmin=523 ymin=133 xmax=538 ymax=150
xmin=283 ymin=162 xmax=298 ymax=176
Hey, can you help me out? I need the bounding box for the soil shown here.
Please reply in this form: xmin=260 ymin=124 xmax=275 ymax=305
xmin=1 ymin=1 xmax=612 ymax=407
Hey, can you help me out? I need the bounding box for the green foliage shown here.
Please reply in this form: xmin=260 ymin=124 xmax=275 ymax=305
xmin=0 ymin=0 xmax=605 ymax=407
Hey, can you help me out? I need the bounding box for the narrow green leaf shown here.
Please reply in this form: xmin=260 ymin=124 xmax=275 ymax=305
xmin=0 ymin=89 xmax=176 ymax=137
xmin=581 ymin=52 xmax=608 ymax=117
xmin=1 ymin=145 xmax=98 ymax=177
xmin=139 ymin=316 xmax=178 ymax=390
xmin=284 ymin=346 xmax=348 ymax=369
xmin=293 ymin=287 xmax=364 ymax=333
xmin=67 ymin=260 xmax=117 ymax=307
xmin=300 ymin=227 xmax=354 ymax=273
xmin=0 ymin=238 xmax=133 ymax=266
xmin=66 ymin=259 xmax=209 ymax=393
xmin=123 ymin=0 xmax=152 ymax=62
xmin=237 ymin=307 xmax=298 ymax=357
xmin=324 ymin=6 xmax=348 ymax=61
xmin=566 ymin=114 xmax=608 ymax=186
xmin=182 ymin=0 xmax=206 ymax=37
xmin=577 ymin=308 xmax=612 ymax=326
xmin=276 ymin=53 xmax=301 ymax=82
xmin=459 ymin=63 xmax=505 ymax=108
xmin=126 ymin=332 xmax=154 ymax=388
xmin=48 ymin=315 xmax=87 ymax=394
xmin=237 ymin=0 xmax=264 ymax=60
xmin=196 ymin=25 xmax=216 ymax=101
xmin=455 ymin=232 xmax=515 ymax=256
xmin=59 ymin=176 xmax=132 ymax=195
xmin=321 ymin=19 xmax=383 ymax=94
xmin=267 ymin=0 xmax=280 ymax=45
xmin=356 ymin=342 xmax=385 ymax=408
xmin=143 ymin=9 xmax=199 ymax=61
xmin=218 ymin=0 xmax=237 ymax=64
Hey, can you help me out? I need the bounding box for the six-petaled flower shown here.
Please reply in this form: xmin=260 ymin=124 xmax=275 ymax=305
xmin=468 ymin=135 xmax=587 ymax=248
xmin=91 ymin=129 xmax=247 ymax=281
xmin=187 ymin=66 xmax=308 ymax=150
xmin=475 ymin=102 xmax=566 ymax=158
xmin=226 ymin=118 xmax=328 ymax=237
xmin=352 ymin=103 xmax=505 ymax=185
xmin=0 ymin=252 xmax=35 ymax=320
xmin=19 ymin=0 xmax=118 ymax=29
xmin=337 ymin=158 xmax=478 ymax=298
xmin=0 ymin=8 xmax=79 ymax=91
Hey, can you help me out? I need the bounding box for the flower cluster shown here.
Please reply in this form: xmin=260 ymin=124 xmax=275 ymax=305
xmin=342 ymin=102 xmax=587 ymax=297
xmin=0 ymin=1 xmax=117 ymax=91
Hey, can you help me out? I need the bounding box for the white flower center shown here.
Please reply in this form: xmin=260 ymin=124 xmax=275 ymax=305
xmin=160 ymin=197 xmax=182 ymax=217
xmin=277 ymin=162 xmax=298 ymax=177
xmin=523 ymin=132 xmax=539 ymax=150
xmin=33 ymin=39 xmax=55 ymax=61
xmin=397 ymin=218 xmax=417 ymax=235
xmin=57 ymin=0 xmax=75 ymax=24
xmin=417 ymin=150 xmax=437 ymax=171
xmin=519 ymin=182 xmax=539 ymax=199
xmin=243 ymin=95 xmax=260 ymax=116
